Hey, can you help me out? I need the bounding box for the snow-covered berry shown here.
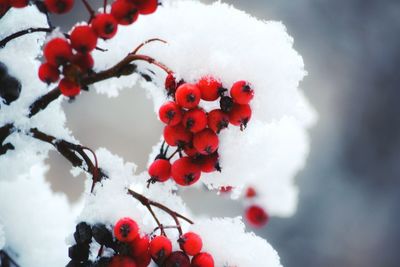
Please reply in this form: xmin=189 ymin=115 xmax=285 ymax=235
xmin=114 ymin=217 xmax=139 ymax=242
xmin=197 ymin=76 xmax=223 ymax=101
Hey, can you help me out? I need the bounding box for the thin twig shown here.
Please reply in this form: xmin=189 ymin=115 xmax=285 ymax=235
xmin=0 ymin=27 xmax=53 ymax=48
xmin=131 ymin=38 xmax=167 ymax=55
xmin=103 ymin=0 xmax=107 ymax=13
xmin=81 ymin=0 xmax=95 ymax=20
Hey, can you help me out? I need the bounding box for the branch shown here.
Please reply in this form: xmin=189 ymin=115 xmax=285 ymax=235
xmin=0 ymin=123 xmax=15 ymax=155
xmin=0 ymin=27 xmax=53 ymax=48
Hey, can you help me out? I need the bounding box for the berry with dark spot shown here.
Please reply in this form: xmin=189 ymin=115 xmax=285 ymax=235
xmin=197 ymin=76 xmax=223 ymax=101
xmin=193 ymin=129 xmax=219 ymax=155
xmin=245 ymin=205 xmax=269 ymax=227
xmin=171 ymin=157 xmax=201 ymax=186
xmin=44 ymin=0 xmax=74 ymax=14
xmin=43 ymin=38 xmax=73 ymax=66
xmin=38 ymin=62 xmax=60 ymax=84
xmin=191 ymin=252 xmax=215 ymax=267
xmin=70 ymin=25 xmax=98 ymax=53
xmin=175 ymin=83 xmax=201 ymax=109
xmin=149 ymin=235 xmax=172 ymax=264
xmin=228 ymin=103 xmax=252 ymax=129
xmin=182 ymin=108 xmax=207 ymax=133
xmin=207 ymin=109 xmax=229 ymax=133
xmin=159 ymin=101 xmax=183 ymax=126
xmin=163 ymin=124 xmax=192 ymax=148
xmin=114 ymin=217 xmax=139 ymax=242
xmin=148 ymin=159 xmax=171 ymax=182
xmin=164 ymin=251 xmax=191 ymax=267
xmin=111 ymin=0 xmax=139 ymax=26
xmin=178 ymin=232 xmax=202 ymax=256
xmin=230 ymin=80 xmax=254 ymax=105
xmin=91 ymin=13 xmax=118 ymax=39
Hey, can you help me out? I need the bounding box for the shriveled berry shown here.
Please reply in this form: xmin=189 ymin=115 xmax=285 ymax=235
xmin=44 ymin=38 xmax=73 ymax=66
xmin=193 ymin=129 xmax=219 ymax=155
xmin=175 ymin=83 xmax=201 ymax=109
xmin=228 ymin=104 xmax=252 ymax=129
xmin=207 ymin=109 xmax=229 ymax=133
xmin=10 ymin=0 xmax=28 ymax=8
xmin=191 ymin=252 xmax=215 ymax=267
xmin=72 ymin=53 xmax=94 ymax=71
xmin=91 ymin=13 xmax=118 ymax=39
xmin=109 ymin=255 xmax=137 ymax=267
xmin=74 ymin=222 xmax=92 ymax=244
xmin=0 ymin=74 xmax=20 ymax=104
xmin=149 ymin=236 xmax=172 ymax=263
xmin=219 ymin=96 xmax=234 ymax=113
xmin=114 ymin=217 xmax=139 ymax=242
xmin=182 ymin=108 xmax=207 ymax=133
xmin=148 ymin=159 xmax=171 ymax=182
xmin=164 ymin=73 xmax=176 ymax=94
xmin=70 ymin=25 xmax=98 ymax=53
xmin=44 ymin=0 xmax=74 ymax=14
xmin=38 ymin=63 xmax=60 ymax=84
xmin=92 ymin=224 xmax=113 ymax=247
xmin=68 ymin=243 xmax=89 ymax=261
xmin=245 ymin=187 xmax=256 ymax=198
xmin=245 ymin=205 xmax=269 ymax=227
xmin=164 ymin=251 xmax=190 ymax=267
xmin=163 ymin=124 xmax=192 ymax=148
xmin=171 ymin=157 xmax=201 ymax=186
xmin=197 ymin=153 xmax=220 ymax=173
xmin=197 ymin=76 xmax=223 ymax=101
xmin=178 ymin=232 xmax=202 ymax=256
xmin=230 ymin=80 xmax=254 ymax=104
xmin=130 ymin=235 xmax=150 ymax=258
xmin=131 ymin=0 xmax=157 ymax=15
xmin=59 ymin=78 xmax=80 ymax=97
xmin=111 ymin=0 xmax=138 ymax=26
xmin=159 ymin=101 xmax=183 ymax=126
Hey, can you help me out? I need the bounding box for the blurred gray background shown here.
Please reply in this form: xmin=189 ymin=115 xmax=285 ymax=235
xmin=47 ymin=1 xmax=400 ymax=266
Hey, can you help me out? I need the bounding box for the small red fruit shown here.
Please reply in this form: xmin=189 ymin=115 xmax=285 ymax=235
xmin=197 ymin=76 xmax=223 ymax=101
xmin=165 ymin=73 xmax=176 ymax=94
xmin=130 ymin=235 xmax=150 ymax=257
xmin=230 ymin=80 xmax=254 ymax=104
xmin=58 ymin=78 xmax=80 ymax=97
xmin=171 ymin=157 xmax=201 ymax=186
xmin=245 ymin=205 xmax=269 ymax=228
xmin=183 ymin=143 xmax=198 ymax=157
xmin=191 ymin=252 xmax=215 ymax=267
xmin=111 ymin=0 xmax=139 ymax=26
xmin=163 ymin=125 xmax=192 ymax=148
xmin=38 ymin=63 xmax=60 ymax=84
xmin=178 ymin=232 xmax=203 ymax=256
xmin=114 ymin=217 xmax=139 ymax=242
xmin=44 ymin=38 xmax=73 ymax=66
xmin=149 ymin=236 xmax=172 ymax=263
xmin=91 ymin=13 xmax=118 ymax=39
xmin=197 ymin=153 xmax=220 ymax=173
xmin=148 ymin=159 xmax=171 ymax=182
xmin=109 ymin=255 xmax=137 ymax=267
xmin=245 ymin=187 xmax=256 ymax=198
xmin=193 ymin=129 xmax=219 ymax=155
xmin=9 ymin=0 xmax=28 ymax=8
xmin=72 ymin=53 xmax=94 ymax=71
xmin=131 ymin=0 xmax=158 ymax=15
xmin=175 ymin=83 xmax=201 ymax=109
xmin=228 ymin=104 xmax=252 ymax=129
xmin=0 ymin=0 xmax=9 ymax=16
xmin=182 ymin=108 xmax=207 ymax=133
xmin=135 ymin=250 xmax=151 ymax=267
xmin=164 ymin=251 xmax=191 ymax=267
xmin=207 ymin=109 xmax=229 ymax=133
xmin=159 ymin=101 xmax=183 ymax=126
xmin=44 ymin=0 xmax=74 ymax=14
xmin=70 ymin=25 xmax=98 ymax=53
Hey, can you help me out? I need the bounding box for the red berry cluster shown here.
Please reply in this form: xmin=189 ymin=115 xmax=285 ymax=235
xmin=37 ymin=0 xmax=158 ymax=97
xmin=148 ymin=76 xmax=254 ymax=186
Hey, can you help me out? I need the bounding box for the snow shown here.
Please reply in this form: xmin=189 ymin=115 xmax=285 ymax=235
xmin=0 ymin=223 xmax=5 ymax=250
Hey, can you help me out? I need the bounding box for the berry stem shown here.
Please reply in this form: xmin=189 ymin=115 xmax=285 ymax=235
xmin=131 ymin=38 xmax=167 ymax=55
xmin=81 ymin=146 xmax=100 ymax=193
xmin=0 ymin=27 xmax=54 ymax=48
xmin=151 ymin=225 xmax=180 ymax=236
xmin=167 ymin=147 xmax=181 ymax=160
xmin=103 ymin=0 xmax=107 ymax=13
xmin=0 ymin=251 xmax=20 ymax=267
xmin=80 ymin=0 xmax=96 ymax=21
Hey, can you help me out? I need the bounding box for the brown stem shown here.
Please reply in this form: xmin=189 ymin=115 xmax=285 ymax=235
xmin=81 ymin=0 xmax=96 ymax=20
xmin=131 ymin=38 xmax=167 ymax=55
xmin=0 ymin=123 xmax=15 ymax=155
xmin=0 ymin=27 xmax=53 ymax=48
xmin=103 ymin=0 xmax=107 ymax=13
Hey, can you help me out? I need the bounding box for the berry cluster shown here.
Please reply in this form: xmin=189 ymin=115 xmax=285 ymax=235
xmin=67 ymin=217 xmax=214 ymax=267
xmin=37 ymin=0 xmax=158 ymax=97
xmin=0 ymin=61 xmax=21 ymax=105
xmin=148 ymin=76 xmax=254 ymax=186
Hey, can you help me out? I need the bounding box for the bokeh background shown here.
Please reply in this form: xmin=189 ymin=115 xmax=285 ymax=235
xmin=48 ymin=0 xmax=400 ymax=266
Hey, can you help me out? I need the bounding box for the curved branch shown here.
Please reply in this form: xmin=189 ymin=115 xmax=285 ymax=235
xmin=0 ymin=27 xmax=53 ymax=48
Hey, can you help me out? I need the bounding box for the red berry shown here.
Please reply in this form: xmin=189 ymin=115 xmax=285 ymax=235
xmin=197 ymin=76 xmax=223 ymax=101
xmin=219 ymin=186 xmax=233 ymax=193
xmin=207 ymin=109 xmax=229 ymax=133
xmin=230 ymin=80 xmax=254 ymax=104
xmin=175 ymin=83 xmax=201 ymax=109
xmin=44 ymin=0 xmax=74 ymax=14
xmin=171 ymin=157 xmax=201 ymax=186
xmin=114 ymin=217 xmax=139 ymax=242
xmin=193 ymin=129 xmax=219 ymax=155
xmin=197 ymin=153 xmax=220 ymax=173
xmin=228 ymin=104 xmax=252 ymax=129
xmin=135 ymin=250 xmax=151 ymax=267
xmin=72 ymin=53 xmax=94 ymax=71
xmin=165 ymin=73 xmax=176 ymax=94
xmin=70 ymin=25 xmax=98 ymax=53
xmin=149 ymin=236 xmax=172 ymax=263
xmin=148 ymin=159 xmax=171 ymax=182
xmin=245 ymin=187 xmax=256 ymax=198
xmin=178 ymin=232 xmax=202 ymax=256
xmin=245 ymin=205 xmax=269 ymax=228
xmin=44 ymin=38 xmax=73 ymax=66
xmin=0 ymin=0 xmax=9 ymax=16
xmin=111 ymin=0 xmax=139 ymax=26
xmin=183 ymin=143 xmax=199 ymax=157
xmin=38 ymin=63 xmax=60 ymax=84
xmin=130 ymin=235 xmax=150 ymax=258
xmin=109 ymin=255 xmax=137 ymax=267
xmin=58 ymin=78 xmax=80 ymax=97
xmin=182 ymin=108 xmax=207 ymax=133
xmin=159 ymin=101 xmax=183 ymax=126
xmin=130 ymin=0 xmax=158 ymax=15
xmin=10 ymin=0 xmax=28 ymax=8
xmin=91 ymin=13 xmax=118 ymax=39
xmin=164 ymin=251 xmax=190 ymax=267
xmin=191 ymin=252 xmax=215 ymax=267
xmin=163 ymin=125 xmax=192 ymax=148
